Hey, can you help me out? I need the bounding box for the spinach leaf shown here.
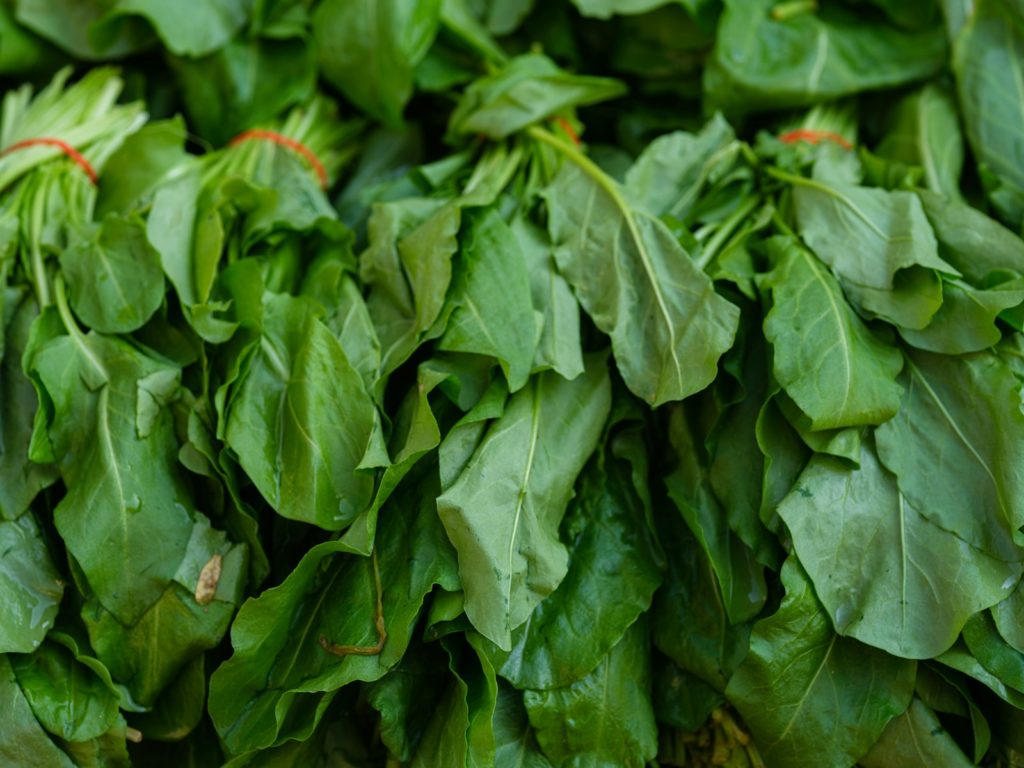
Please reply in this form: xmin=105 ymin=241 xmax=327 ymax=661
xmin=208 ymin=460 xmax=459 ymax=754
xmin=437 ymin=354 xmax=611 ymax=650
xmin=0 ymin=515 xmax=63 ymax=653
xmin=762 ymin=236 xmax=903 ymax=428
xmin=540 ymin=131 xmax=739 ymax=405
xmin=315 ymin=0 xmax=443 ymax=127
xmin=780 ymin=438 xmax=1020 ymax=659
xmin=954 ymin=0 xmax=1024 ymax=228
xmin=875 ymin=349 xmax=1024 ymax=560
xmin=523 ymin=619 xmax=658 ymax=768
xmin=726 ymin=558 xmax=916 ymax=768
xmin=861 ymin=698 xmax=973 ymax=767
xmin=448 ymin=53 xmax=626 ymax=139
xmin=481 ymin=426 xmax=663 ymax=689
xmin=223 ymin=293 xmax=380 ymax=531
xmin=706 ymin=0 xmax=947 ymax=116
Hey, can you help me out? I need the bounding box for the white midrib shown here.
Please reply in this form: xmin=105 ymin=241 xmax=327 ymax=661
xmin=907 ymin=357 xmax=1005 ymax=514
xmin=506 ymin=383 xmax=542 ymax=632
xmin=801 ymin=249 xmax=852 ymax=420
xmin=775 ymin=635 xmax=836 ymax=745
xmin=98 ymin=386 xmax=129 ymax=555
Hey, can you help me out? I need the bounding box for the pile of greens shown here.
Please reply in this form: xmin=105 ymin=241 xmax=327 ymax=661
xmin=2 ymin=1 xmax=1024 ymax=766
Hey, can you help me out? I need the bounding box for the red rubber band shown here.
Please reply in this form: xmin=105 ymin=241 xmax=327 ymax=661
xmin=2 ymin=138 xmax=98 ymax=184
xmin=229 ymin=129 xmax=329 ymax=189
xmin=553 ymin=117 xmax=581 ymax=147
xmin=778 ymin=129 xmax=852 ymax=150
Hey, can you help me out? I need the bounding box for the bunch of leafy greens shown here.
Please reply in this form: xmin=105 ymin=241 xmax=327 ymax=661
xmin=3 ymin=1 xmax=1024 ymax=767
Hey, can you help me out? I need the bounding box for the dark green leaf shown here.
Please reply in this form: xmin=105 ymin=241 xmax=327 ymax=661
xmin=437 ymin=355 xmax=611 ymax=650
xmin=0 ymin=655 xmax=74 ymax=767
xmin=439 ymin=208 xmax=538 ymax=392
xmin=315 ymin=0 xmax=442 ymax=127
xmin=726 ymin=558 xmax=916 ymax=768
xmin=448 ymin=54 xmax=626 ymax=139
xmin=543 ymin=142 xmax=739 ymax=405
xmin=0 ymin=515 xmax=63 ymax=654
xmin=482 ymin=428 xmax=663 ymax=689
xmin=223 ymin=293 xmax=380 ymax=530
xmin=954 ymin=0 xmax=1024 ymax=227
xmin=876 ymin=83 xmax=963 ymax=200
xmin=0 ymin=291 xmax=56 ymax=520
xmin=860 ymin=698 xmax=973 ymax=768
xmin=706 ymin=0 xmax=947 ymax=116
xmin=875 ymin=349 xmax=1024 ymax=561
xmin=60 ymin=213 xmax=164 ymax=334
xmin=10 ymin=640 xmax=119 ymax=743
xmin=523 ymin=619 xmax=658 ymax=768
xmin=780 ymin=437 xmax=1020 ymax=659
xmin=763 ymin=236 xmax=903 ymax=428
xmin=208 ymin=462 xmax=460 ymax=754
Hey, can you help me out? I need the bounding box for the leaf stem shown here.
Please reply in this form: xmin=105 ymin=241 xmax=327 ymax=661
xmin=771 ymin=207 xmax=798 ymax=240
xmin=695 ymin=195 xmax=761 ymax=270
xmin=53 ymin=273 xmax=108 ymax=385
xmin=29 ymin=182 xmax=50 ymax=307
xmin=763 ymin=164 xmax=826 ymax=192
xmin=526 ymin=124 xmax=624 ymax=207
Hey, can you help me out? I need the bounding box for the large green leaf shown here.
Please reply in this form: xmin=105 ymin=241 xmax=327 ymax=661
xmin=27 ymin=324 xmax=197 ymax=626
xmin=664 ymin=404 xmax=766 ymax=625
xmin=0 ymin=290 xmax=56 ymax=520
xmin=875 ymin=349 xmax=1024 ymax=560
xmin=954 ymin=0 xmax=1024 ymax=227
xmin=0 ymin=515 xmax=63 ymax=653
xmin=994 ymin=579 xmax=1024 ymax=655
xmin=365 ymin=642 xmax=450 ymax=762
xmin=437 ymin=355 xmax=611 ymax=650
xmin=481 ymin=428 xmax=663 ymax=689
xmin=448 ymin=54 xmax=626 ymax=139
xmin=876 ymin=83 xmax=964 ymax=200
xmin=512 ymin=215 xmax=583 ymax=381
xmin=860 ymin=698 xmax=973 ymax=768
xmin=900 ymin=279 xmax=1024 ymax=354
xmin=224 ymin=293 xmax=379 ymax=531
xmin=523 ymin=619 xmax=658 ymax=768
xmin=362 ymin=197 xmax=462 ymax=381
xmin=10 ymin=640 xmax=120 ymax=743
xmin=963 ymin=611 xmax=1024 ymax=695
xmin=172 ymin=37 xmax=317 ymax=146
xmin=542 ymin=140 xmax=739 ymax=405
xmin=624 ymin=114 xmax=737 ymax=221
xmin=726 ymin=559 xmax=916 ymax=768
xmin=95 ymin=117 xmax=190 ymax=218
xmin=705 ymin=0 xmax=947 ymax=116
xmin=208 ymin=461 xmax=460 ymax=755
xmin=0 ymin=655 xmax=74 ymax=767
xmin=60 ymin=213 xmax=164 ymax=334
xmin=92 ymin=0 xmax=247 ymax=57
xmin=790 ymin=173 xmax=954 ymax=329
xmin=315 ymin=0 xmax=442 ymax=127
xmin=83 ymin=515 xmax=247 ymax=706
xmin=779 ymin=438 xmax=1020 ymax=659
xmin=129 ymin=653 xmax=206 ymax=741
xmin=651 ymin=507 xmax=750 ymax=692
xmin=410 ymin=635 xmax=498 ymax=768
xmin=762 ymin=236 xmax=903 ymax=429
xmin=439 ymin=208 xmax=538 ymax=392
xmin=917 ymin=190 xmax=1024 ymax=285
xmin=493 ymin=682 xmax=551 ymax=768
